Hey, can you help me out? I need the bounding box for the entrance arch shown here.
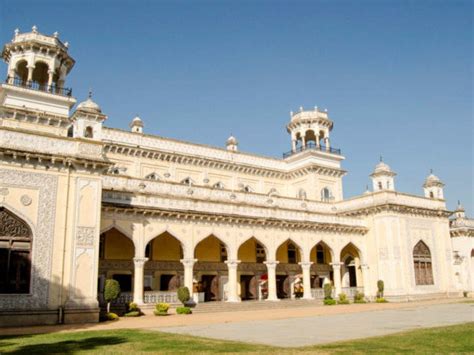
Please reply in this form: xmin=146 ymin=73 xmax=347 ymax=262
xmin=237 ymin=237 xmax=268 ymax=300
xmin=275 ymin=239 xmax=303 ymax=299
xmin=340 ymin=243 xmax=362 ymax=288
xmin=0 ymin=207 xmax=32 ymax=294
xmin=309 ymin=241 xmax=334 ymax=289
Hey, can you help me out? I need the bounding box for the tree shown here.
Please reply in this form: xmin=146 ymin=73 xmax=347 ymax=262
xmin=177 ymin=286 xmax=190 ymax=305
xmin=104 ymin=279 xmax=121 ymax=313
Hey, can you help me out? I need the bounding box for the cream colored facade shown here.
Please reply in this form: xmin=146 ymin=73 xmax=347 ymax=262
xmin=0 ymin=28 xmax=471 ymax=327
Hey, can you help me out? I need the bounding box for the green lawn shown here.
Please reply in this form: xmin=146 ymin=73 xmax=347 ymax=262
xmin=0 ymin=322 xmax=472 ymax=354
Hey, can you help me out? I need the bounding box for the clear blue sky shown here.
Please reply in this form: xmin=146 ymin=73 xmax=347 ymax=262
xmin=1 ymin=0 xmax=472 ymax=214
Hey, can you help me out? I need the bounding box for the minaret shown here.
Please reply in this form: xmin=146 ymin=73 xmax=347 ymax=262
xmin=130 ymin=115 xmax=144 ymax=133
xmin=453 ymin=201 xmax=466 ymax=219
xmin=370 ymin=157 xmax=396 ymax=191
xmin=70 ymin=90 xmax=107 ymax=140
xmin=286 ymin=106 xmax=334 ymax=153
xmin=423 ymin=170 xmax=445 ymax=199
xmin=226 ymin=135 xmax=238 ymax=151
xmin=1 ymin=26 xmax=76 ymax=118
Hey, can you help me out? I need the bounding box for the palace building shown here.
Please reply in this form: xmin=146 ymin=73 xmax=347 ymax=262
xmin=0 ymin=27 xmax=472 ymax=326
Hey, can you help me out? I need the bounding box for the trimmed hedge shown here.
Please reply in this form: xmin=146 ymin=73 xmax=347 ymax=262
xmin=154 ymin=303 xmax=170 ymax=316
xmin=106 ymin=312 xmax=119 ymax=321
xmin=376 ymin=297 xmax=388 ymax=303
xmin=124 ymin=311 xmax=140 ymax=317
xmin=323 ymin=298 xmax=336 ymax=305
xmin=176 ymin=306 xmax=192 ymax=314
xmin=337 ymin=293 xmax=350 ymax=305
xmin=177 ymin=287 xmax=190 ymax=305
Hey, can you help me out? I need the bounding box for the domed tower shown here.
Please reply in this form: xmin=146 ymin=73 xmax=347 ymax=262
xmin=423 ymin=170 xmax=444 ymax=199
xmin=130 ymin=115 xmax=144 ymax=133
xmin=226 ymin=135 xmax=238 ymax=151
xmin=1 ymin=26 xmax=76 ymax=118
xmin=453 ymin=201 xmax=466 ymax=219
xmin=370 ymin=158 xmax=396 ymax=191
xmin=286 ymin=106 xmax=334 ymax=153
xmin=70 ymin=91 xmax=107 ymax=140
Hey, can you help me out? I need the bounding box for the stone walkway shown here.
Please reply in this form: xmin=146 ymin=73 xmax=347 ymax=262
xmin=160 ymin=302 xmax=474 ymax=347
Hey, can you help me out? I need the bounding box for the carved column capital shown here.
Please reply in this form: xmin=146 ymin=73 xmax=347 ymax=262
xmin=263 ymin=260 xmax=279 ymax=269
xmin=133 ymin=257 xmax=149 ymax=266
xmin=360 ymin=264 xmax=369 ymax=270
xmin=180 ymin=258 xmax=197 ymax=268
xmin=330 ymin=262 xmax=342 ymax=270
xmin=225 ymin=259 xmax=241 ymax=268
xmin=298 ymin=261 xmax=313 ymax=269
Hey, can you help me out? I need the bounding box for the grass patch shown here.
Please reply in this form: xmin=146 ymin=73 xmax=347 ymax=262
xmin=0 ymin=323 xmax=472 ymax=354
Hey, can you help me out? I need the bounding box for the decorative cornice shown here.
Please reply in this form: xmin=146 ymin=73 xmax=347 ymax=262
xmin=338 ymin=203 xmax=451 ymax=218
xmin=101 ymin=203 xmax=368 ymax=235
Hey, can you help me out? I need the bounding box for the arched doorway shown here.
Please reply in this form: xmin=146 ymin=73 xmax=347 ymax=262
xmin=0 ymin=208 xmax=32 ymax=294
xmin=275 ymin=239 xmax=302 ymax=299
xmin=309 ymin=241 xmax=333 ymax=297
xmin=194 ymin=235 xmax=228 ymax=301
xmin=145 ymin=232 xmax=183 ymax=293
xmin=237 ymin=237 xmax=267 ymax=300
xmin=98 ymin=228 xmax=135 ymax=296
xmin=340 ymin=243 xmax=362 ymax=293
xmin=413 ymin=241 xmax=434 ymax=285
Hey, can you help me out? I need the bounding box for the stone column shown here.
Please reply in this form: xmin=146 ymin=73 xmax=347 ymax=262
xmin=325 ymin=137 xmax=331 ymax=150
xmin=291 ymin=139 xmax=296 ymax=152
xmin=331 ymin=262 xmax=342 ymax=297
xmin=27 ymin=65 xmax=35 ymax=84
xmin=180 ymin=258 xmax=197 ymax=295
xmin=264 ymin=260 xmax=279 ymax=301
xmin=133 ymin=257 xmax=148 ymax=305
xmin=299 ymin=261 xmax=314 ymax=300
xmin=301 ymin=136 xmax=306 ymax=150
xmin=225 ymin=259 xmax=241 ymax=302
xmin=47 ymin=69 xmax=54 ymax=89
xmin=361 ymin=264 xmax=370 ymax=296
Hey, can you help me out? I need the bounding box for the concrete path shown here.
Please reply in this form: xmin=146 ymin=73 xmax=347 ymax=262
xmin=160 ymin=302 xmax=474 ymax=347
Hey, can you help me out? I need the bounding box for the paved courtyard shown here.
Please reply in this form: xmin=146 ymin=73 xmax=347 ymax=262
xmin=160 ymin=302 xmax=474 ymax=347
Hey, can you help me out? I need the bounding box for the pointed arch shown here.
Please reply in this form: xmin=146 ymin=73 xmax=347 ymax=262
xmin=99 ymin=227 xmax=135 ymax=260
xmin=275 ymin=238 xmax=303 ymax=264
xmin=413 ymin=240 xmax=434 ymax=285
xmin=0 ymin=207 xmax=33 ymax=294
xmin=238 ymin=236 xmax=268 ymax=263
xmin=310 ymin=240 xmax=334 ymax=265
xmin=340 ymin=242 xmax=362 ymax=288
xmin=194 ymin=234 xmax=228 ymax=262
xmin=146 ymin=231 xmax=184 ymax=262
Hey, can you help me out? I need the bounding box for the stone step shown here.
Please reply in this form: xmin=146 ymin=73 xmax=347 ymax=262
xmin=192 ymin=299 xmax=324 ymax=314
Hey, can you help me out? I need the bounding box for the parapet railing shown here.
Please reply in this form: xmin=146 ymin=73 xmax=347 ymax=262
xmin=5 ymin=76 xmax=72 ymax=97
xmin=283 ymin=142 xmax=341 ymax=158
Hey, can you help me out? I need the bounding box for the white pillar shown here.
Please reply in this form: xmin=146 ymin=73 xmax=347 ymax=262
xmin=47 ymin=69 xmax=54 ymax=89
xmin=361 ymin=264 xmax=370 ymax=296
xmin=325 ymin=137 xmax=330 ymax=150
xmin=264 ymin=260 xmax=279 ymax=301
xmin=225 ymin=259 xmax=241 ymax=302
xmin=180 ymin=258 xmax=197 ymax=296
xmin=291 ymin=139 xmax=296 ymax=152
xmin=133 ymin=257 xmax=148 ymax=305
xmin=331 ymin=262 xmax=342 ymax=297
xmin=299 ymin=261 xmax=314 ymax=300
xmin=301 ymin=136 xmax=306 ymax=149
xmin=27 ymin=65 xmax=35 ymax=84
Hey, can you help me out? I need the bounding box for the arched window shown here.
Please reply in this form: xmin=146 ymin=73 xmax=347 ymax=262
xmin=288 ymin=243 xmax=297 ymax=264
xmin=213 ymin=181 xmax=225 ymax=190
xmin=321 ymin=187 xmax=331 ymax=202
xmin=429 ymin=191 xmax=434 ymax=198
xmin=0 ymin=208 xmax=32 ymax=294
xmin=298 ymin=188 xmax=307 ymax=200
xmin=32 ymin=61 xmax=49 ymax=90
xmin=84 ymin=126 xmax=93 ymax=138
xmin=413 ymin=241 xmax=434 ymax=285
xmin=378 ymin=182 xmax=383 ymax=190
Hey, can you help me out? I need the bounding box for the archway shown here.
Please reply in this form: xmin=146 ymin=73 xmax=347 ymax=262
xmin=98 ymin=228 xmax=135 ymax=297
xmin=14 ymin=60 xmax=28 ymax=84
xmin=32 ymin=61 xmax=49 ymax=90
xmin=194 ymin=235 xmax=228 ymax=301
xmin=309 ymin=241 xmax=334 ymax=293
xmin=340 ymin=243 xmax=362 ymax=290
xmin=275 ymin=239 xmax=302 ymax=299
xmin=145 ymin=231 xmax=183 ymax=292
xmin=237 ymin=237 xmax=267 ymax=300
xmin=413 ymin=241 xmax=434 ymax=285
xmin=0 ymin=207 xmax=32 ymax=294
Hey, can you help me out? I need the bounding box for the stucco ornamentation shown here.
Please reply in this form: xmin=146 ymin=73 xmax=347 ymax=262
xmin=76 ymin=227 xmax=95 ymax=247
xmin=0 ymin=208 xmax=31 ymax=237
xmin=0 ymin=168 xmax=57 ymax=309
xmin=20 ymin=194 xmax=32 ymax=206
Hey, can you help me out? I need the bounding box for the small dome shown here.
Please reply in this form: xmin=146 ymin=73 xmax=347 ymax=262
xmin=130 ymin=115 xmax=144 ymax=127
xmin=77 ymin=97 xmax=101 ymax=113
xmin=424 ymin=172 xmax=443 ymax=187
xmin=455 ymin=201 xmax=465 ymax=212
xmin=374 ymin=161 xmax=393 ymax=174
xmin=226 ymin=135 xmax=238 ymax=146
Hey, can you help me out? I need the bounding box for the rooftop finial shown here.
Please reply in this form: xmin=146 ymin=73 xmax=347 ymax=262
xmin=14 ymin=28 xmax=19 ymax=36
xmin=458 ymin=200 xmax=461 ymax=206
xmin=299 ymin=106 xmax=303 ymax=112
xmin=430 ymin=168 xmax=433 ymax=174
xmin=53 ymin=31 xmax=59 ymax=38
xmin=379 ymin=155 xmax=383 ymax=162
xmin=88 ymin=88 xmax=93 ymax=98
xmin=32 ymin=25 xmax=38 ymax=33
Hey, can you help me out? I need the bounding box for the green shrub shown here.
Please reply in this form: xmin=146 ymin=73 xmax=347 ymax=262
xmin=106 ymin=312 xmax=119 ymax=321
xmin=354 ymin=292 xmax=366 ymax=303
xmin=177 ymin=287 xmax=190 ymax=305
xmin=154 ymin=303 xmax=170 ymax=316
xmin=323 ymin=283 xmax=333 ymax=299
xmin=128 ymin=302 xmax=139 ymax=312
xmin=323 ymin=298 xmax=336 ymax=305
xmin=377 ymin=280 xmax=384 ymax=298
xmin=376 ymin=297 xmax=388 ymax=303
xmin=176 ymin=306 xmax=192 ymax=314
xmin=124 ymin=311 xmax=140 ymax=317
xmin=337 ymin=293 xmax=350 ymax=304
xmin=104 ymin=279 xmax=121 ymax=313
